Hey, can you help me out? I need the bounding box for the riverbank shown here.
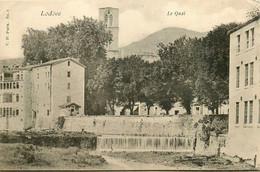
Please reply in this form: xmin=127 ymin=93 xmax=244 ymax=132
xmin=102 ymin=151 xmax=255 ymax=170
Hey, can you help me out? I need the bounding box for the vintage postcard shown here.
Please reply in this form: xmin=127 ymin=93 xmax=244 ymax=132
xmin=0 ymin=0 xmax=260 ymax=170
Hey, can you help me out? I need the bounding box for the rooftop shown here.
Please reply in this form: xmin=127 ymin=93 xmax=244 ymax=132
xmin=59 ymin=102 xmax=81 ymax=109
xmin=228 ymin=16 xmax=260 ymax=35
xmin=99 ymin=7 xmax=119 ymax=10
xmin=19 ymin=57 xmax=86 ymax=70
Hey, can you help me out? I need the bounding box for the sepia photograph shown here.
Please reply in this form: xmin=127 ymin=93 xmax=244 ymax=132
xmin=0 ymin=0 xmax=260 ymax=170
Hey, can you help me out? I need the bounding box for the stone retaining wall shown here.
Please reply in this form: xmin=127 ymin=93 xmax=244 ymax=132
xmin=63 ymin=115 xmax=203 ymax=137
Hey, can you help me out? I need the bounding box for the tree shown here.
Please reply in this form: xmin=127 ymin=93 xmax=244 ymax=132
xmin=115 ymin=55 xmax=146 ymax=115
xmin=158 ymin=36 xmax=196 ymax=114
xmin=22 ymin=28 xmax=49 ymax=64
xmin=156 ymin=61 xmax=178 ymax=115
xmin=247 ymin=5 xmax=260 ymax=19
xmin=139 ymin=61 xmax=161 ymax=115
xmin=103 ymin=58 xmax=120 ymax=115
xmin=194 ymin=23 xmax=240 ymax=114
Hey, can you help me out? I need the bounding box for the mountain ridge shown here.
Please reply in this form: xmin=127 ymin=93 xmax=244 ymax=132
xmin=119 ymin=27 xmax=207 ymax=57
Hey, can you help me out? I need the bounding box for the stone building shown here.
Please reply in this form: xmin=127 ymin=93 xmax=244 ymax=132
xmin=0 ymin=57 xmax=85 ymax=130
xmin=99 ymin=7 xmax=120 ymax=59
xmin=31 ymin=58 xmax=85 ymax=129
xmin=228 ymin=17 xmax=260 ymax=167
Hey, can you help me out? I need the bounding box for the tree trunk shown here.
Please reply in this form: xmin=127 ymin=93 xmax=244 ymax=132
xmin=147 ymin=105 xmax=151 ymax=116
xmin=129 ymin=100 xmax=134 ymax=115
xmin=186 ymin=106 xmax=191 ymax=115
xmin=216 ymin=106 xmax=219 ymax=115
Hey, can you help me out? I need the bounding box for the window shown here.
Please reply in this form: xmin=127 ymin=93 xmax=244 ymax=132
xmin=105 ymin=14 xmax=108 ymax=26
xmin=250 ymin=62 xmax=254 ymax=85
xmin=67 ymin=71 xmax=71 ymax=77
xmin=16 ymin=82 xmax=19 ymax=89
xmin=13 ymin=82 xmax=15 ymax=89
xmin=244 ymin=101 xmax=248 ymax=124
xmin=249 ymin=100 xmax=253 ymax=124
xmin=7 ymin=83 xmax=9 ymax=89
xmin=3 ymin=108 xmax=5 ymax=117
xmin=109 ymin=14 xmax=113 ymax=26
xmin=236 ymin=102 xmax=239 ymax=124
xmin=68 ymin=83 xmax=70 ymax=89
xmin=237 ymin=35 xmax=240 ymax=52
xmin=259 ymin=100 xmax=260 ymax=124
xmin=68 ymin=61 xmax=70 ymax=66
xmin=37 ymin=73 xmax=39 ymax=79
xmin=16 ymin=94 xmax=19 ymax=102
xmin=3 ymin=93 xmax=12 ymax=103
xmin=0 ymin=108 xmax=2 ymax=117
xmin=251 ymin=28 xmax=254 ymax=46
xmin=16 ymin=109 xmax=19 ymax=116
xmin=0 ymin=83 xmax=2 ymax=89
xmin=6 ymin=108 xmax=9 ymax=116
xmin=21 ymin=74 xmax=23 ymax=80
xmin=67 ymin=96 xmax=71 ymax=103
xmin=10 ymin=108 xmax=12 ymax=116
xmin=17 ymin=74 xmax=20 ymax=80
xmin=246 ymin=30 xmax=249 ymax=48
xmin=47 ymin=110 xmax=49 ymax=116
xmin=245 ymin=64 xmax=248 ymax=86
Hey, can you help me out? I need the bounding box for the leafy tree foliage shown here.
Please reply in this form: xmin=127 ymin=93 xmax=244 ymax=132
xmin=103 ymin=58 xmax=120 ymax=115
xmin=194 ymin=23 xmax=240 ymax=114
xmin=115 ymin=55 xmax=147 ymax=115
xmin=139 ymin=61 xmax=161 ymax=115
xmin=247 ymin=5 xmax=260 ymax=19
xmin=158 ymin=37 xmax=196 ymax=114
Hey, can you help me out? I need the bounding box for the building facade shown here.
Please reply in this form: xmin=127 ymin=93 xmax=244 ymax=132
xmin=229 ymin=18 xmax=260 ymax=166
xmin=0 ymin=69 xmax=32 ymax=130
xmin=99 ymin=7 xmax=120 ymax=59
xmin=0 ymin=58 xmax=85 ymax=130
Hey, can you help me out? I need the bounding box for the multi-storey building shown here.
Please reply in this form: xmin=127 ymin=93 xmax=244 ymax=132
xmin=0 ymin=69 xmax=32 ymax=130
xmin=0 ymin=57 xmax=85 ymax=130
xmin=229 ymin=17 xmax=260 ymax=166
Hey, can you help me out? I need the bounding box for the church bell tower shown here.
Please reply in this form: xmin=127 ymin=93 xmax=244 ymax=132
xmin=99 ymin=7 xmax=119 ymax=58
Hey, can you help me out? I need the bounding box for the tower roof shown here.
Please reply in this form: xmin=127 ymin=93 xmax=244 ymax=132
xmin=99 ymin=7 xmax=119 ymax=10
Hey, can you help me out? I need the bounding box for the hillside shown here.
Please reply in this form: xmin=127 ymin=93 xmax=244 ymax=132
xmin=120 ymin=27 xmax=207 ymax=58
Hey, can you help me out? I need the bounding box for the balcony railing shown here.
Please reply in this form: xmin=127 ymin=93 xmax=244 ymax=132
xmin=0 ymin=78 xmax=22 ymax=82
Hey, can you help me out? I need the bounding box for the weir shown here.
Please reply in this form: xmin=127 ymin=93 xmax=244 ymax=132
xmin=97 ymin=135 xmax=194 ymax=152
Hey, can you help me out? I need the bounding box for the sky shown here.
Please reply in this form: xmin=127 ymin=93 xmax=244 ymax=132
xmin=0 ymin=0 xmax=259 ymax=60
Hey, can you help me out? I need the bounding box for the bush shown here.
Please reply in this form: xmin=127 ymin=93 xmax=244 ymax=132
xmin=195 ymin=115 xmax=228 ymax=146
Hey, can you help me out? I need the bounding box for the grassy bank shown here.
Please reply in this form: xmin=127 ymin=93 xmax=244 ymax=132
xmin=0 ymin=143 xmax=107 ymax=169
xmin=0 ymin=130 xmax=97 ymax=149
